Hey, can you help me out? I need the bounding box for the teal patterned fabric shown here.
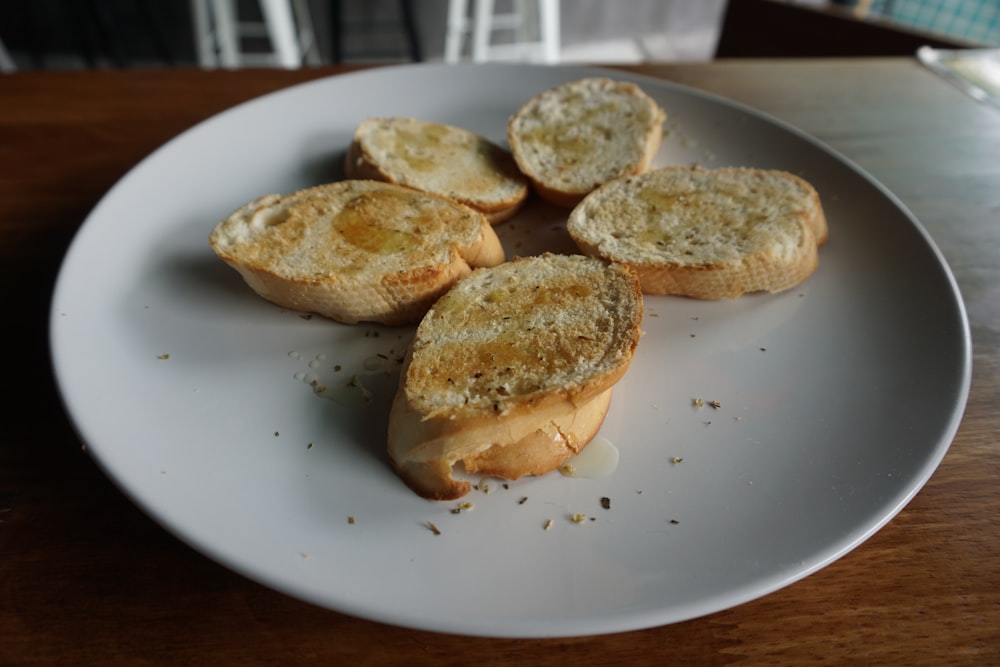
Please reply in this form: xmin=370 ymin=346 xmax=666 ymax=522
xmin=870 ymin=0 xmax=1000 ymax=45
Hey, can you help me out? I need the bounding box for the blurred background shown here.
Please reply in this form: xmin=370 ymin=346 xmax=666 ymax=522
xmin=0 ymin=0 xmax=996 ymax=71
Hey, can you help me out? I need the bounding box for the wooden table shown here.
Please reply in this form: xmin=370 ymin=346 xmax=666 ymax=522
xmin=1 ymin=59 xmax=997 ymax=664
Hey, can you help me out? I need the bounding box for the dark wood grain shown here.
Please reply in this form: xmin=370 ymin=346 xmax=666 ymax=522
xmin=1 ymin=61 xmax=997 ymax=665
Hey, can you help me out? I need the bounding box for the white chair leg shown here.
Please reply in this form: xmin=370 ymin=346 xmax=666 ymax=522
xmin=445 ymin=0 xmax=559 ymax=64
xmin=196 ymin=0 xmax=314 ymax=69
xmin=472 ymin=0 xmax=494 ymax=62
xmin=212 ymin=0 xmax=241 ymax=68
xmin=538 ymin=0 xmax=560 ymax=64
xmin=291 ymin=0 xmax=321 ymax=65
xmin=259 ymin=0 xmax=301 ymax=68
xmin=445 ymin=0 xmax=469 ymax=64
xmin=190 ymin=0 xmax=215 ymax=67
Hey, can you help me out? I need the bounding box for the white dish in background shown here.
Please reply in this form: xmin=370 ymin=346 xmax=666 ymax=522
xmin=50 ymin=64 xmax=970 ymax=638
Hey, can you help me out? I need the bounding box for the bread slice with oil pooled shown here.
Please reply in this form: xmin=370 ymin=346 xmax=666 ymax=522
xmin=507 ymin=77 xmax=666 ymax=208
xmin=566 ymin=166 xmax=828 ymax=299
xmin=346 ymin=117 xmax=530 ymax=224
xmin=387 ymin=253 xmax=644 ymax=500
xmin=209 ymin=179 xmax=505 ymax=325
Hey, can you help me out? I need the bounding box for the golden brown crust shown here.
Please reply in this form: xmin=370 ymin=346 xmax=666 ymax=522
xmin=521 ymin=179 xmax=592 ymax=209
xmin=345 ymin=117 xmax=529 ymax=224
xmin=463 ymin=389 xmax=612 ymax=478
xmin=386 ymin=254 xmax=643 ymax=500
xmin=209 ymin=180 xmax=505 ymax=324
xmin=795 ymin=172 xmax=829 ymax=247
xmin=403 ymin=254 xmax=643 ymax=422
xmin=567 ymin=166 xmax=827 ymax=299
xmin=388 ymin=457 xmax=471 ymax=501
xmin=507 ymin=77 xmax=666 ymax=207
xmin=619 ymin=251 xmax=819 ymax=300
xmin=388 ymin=383 xmax=614 ymax=500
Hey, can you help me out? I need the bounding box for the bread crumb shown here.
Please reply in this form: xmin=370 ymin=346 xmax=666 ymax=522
xmin=451 ymin=501 xmax=475 ymax=514
xmin=559 ymin=464 xmax=576 ymax=477
xmin=570 ymin=513 xmax=587 ymax=524
xmin=157 ymin=354 xmax=170 ymax=360
xmin=708 ymin=400 xmax=721 ymax=409
xmin=543 ymin=519 xmax=553 ymax=531
xmin=693 ymin=398 xmax=704 ymax=407
xmin=600 ymin=497 xmax=611 ymax=510
xmin=671 ymin=457 xmax=683 ymax=464
xmin=348 ymin=516 xmax=355 ymax=525
xmin=426 ymin=521 xmax=441 ymax=535
xmin=517 ymin=496 xmax=528 ymax=505
xmin=670 ymin=519 xmax=680 ymax=525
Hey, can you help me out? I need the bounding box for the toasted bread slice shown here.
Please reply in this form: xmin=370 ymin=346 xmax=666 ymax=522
xmin=209 ymin=180 xmax=505 ymax=325
xmin=345 ymin=117 xmax=529 ymax=224
xmin=507 ymin=77 xmax=666 ymax=207
xmin=387 ymin=253 xmax=644 ymax=500
xmin=566 ymin=166 xmax=828 ymax=299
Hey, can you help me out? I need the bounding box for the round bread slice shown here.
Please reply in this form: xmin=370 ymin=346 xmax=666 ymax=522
xmin=387 ymin=253 xmax=644 ymax=500
xmin=566 ymin=166 xmax=828 ymax=299
xmin=345 ymin=117 xmax=529 ymax=224
xmin=507 ymin=77 xmax=666 ymax=207
xmin=209 ymin=180 xmax=505 ymax=325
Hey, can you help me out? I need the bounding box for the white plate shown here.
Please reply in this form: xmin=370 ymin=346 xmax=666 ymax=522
xmin=50 ymin=64 xmax=970 ymax=638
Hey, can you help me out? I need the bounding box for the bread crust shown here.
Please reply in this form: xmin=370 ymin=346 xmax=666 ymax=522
xmin=345 ymin=117 xmax=529 ymax=224
xmin=507 ymin=77 xmax=666 ymax=207
xmin=567 ymin=166 xmax=828 ymax=299
xmin=387 ymin=253 xmax=643 ymax=500
xmin=388 ymin=385 xmax=613 ymax=500
xmin=209 ymin=180 xmax=505 ymax=325
xmin=462 ymin=389 xmax=612 ymax=479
